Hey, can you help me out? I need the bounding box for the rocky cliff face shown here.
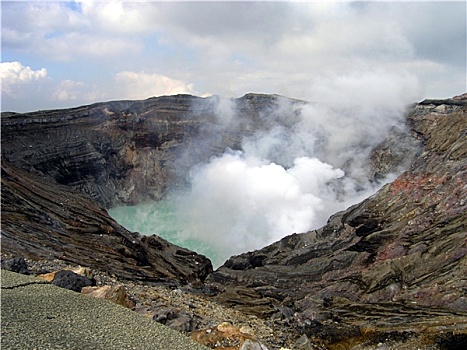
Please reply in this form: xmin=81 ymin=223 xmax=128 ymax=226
xmin=206 ymin=95 xmax=467 ymax=344
xmin=2 ymin=93 xmax=466 ymax=348
xmin=2 ymin=95 xmax=209 ymax=208
xmin=1 ymin=94 xmax=298 ymax=208
xmin=1 ymin=161 xmax=212 ymax=283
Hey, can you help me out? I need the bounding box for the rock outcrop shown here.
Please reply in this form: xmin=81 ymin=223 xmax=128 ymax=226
xmin=82 ymin=285 xmax=136 ymax=309
xmin=1 ymin=94 xmax=300 ymax=208
xmin=1 ymin=161 xmax=212 ymax=283
xmin=206 ymin=96 xmax=467 ymax=345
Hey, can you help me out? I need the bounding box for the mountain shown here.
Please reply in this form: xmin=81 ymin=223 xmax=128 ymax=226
xmin=206 ymin=95 xmax=467 ymax=344
xmin=1 ymin=93 xmax=305 ymax=283
xmin=2 ymin=93 xmax=466 ymax=348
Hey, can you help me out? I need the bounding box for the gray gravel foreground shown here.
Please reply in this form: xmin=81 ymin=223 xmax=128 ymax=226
xmin=1 ymin=270 xmax=209 ymax=350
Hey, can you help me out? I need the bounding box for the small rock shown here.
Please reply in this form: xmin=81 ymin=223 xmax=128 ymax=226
xmin=293 ymin=334 xmax=313 ymax=349
xmin=239 ymin=325 xmax=255 ymax=336
xmin=166 ymin=311 xmax=199 ymax=332
xmin=71 ymin=266 xmax=94 ymax=279
xmin=153 ymin=306 xmax=178 ymax=323
xmin=148 ymin=306 xmax=199 ymax=332
xmin=434 ymin=104 xmax=447 ymax=113
xmin=51 ymin=270 xmax=94 ymax=292
xmin=36 ymin=271 xmax=57 ymax=282
xmin=81 ymin=285 xmax=135 ymax=308
xmin=240 ymin=339 xmax=269 ymax=350
xmin=1 ymin=257 xmax=29 ymax=275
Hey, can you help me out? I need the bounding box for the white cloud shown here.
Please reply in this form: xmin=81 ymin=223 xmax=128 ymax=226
xmin=78 ymin=1 xmax=158 ymax=34
xmin=1 ymin=61 xmax=47 ymax=96
xmin=41 ymin=32 xmax=142 ymax=61
xmin=153 ymin=2 xmax=464 ymax=100
xmin=1 ymin=1 xmax=143 ymax=61
xmin=51 ymin=79 xmax=103 ymax=102
xmin=114 ymin=71 xmax=195 ymax=100
xmin=1 ymin=1 xmax=464 ymax=111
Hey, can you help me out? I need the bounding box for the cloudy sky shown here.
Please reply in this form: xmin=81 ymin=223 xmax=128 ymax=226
xmin=1 ymin=0 xmax=466 ymax=112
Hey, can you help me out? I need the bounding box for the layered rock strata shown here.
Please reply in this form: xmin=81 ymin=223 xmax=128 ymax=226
xmin=1 ymin=161 xmax=212 ymax=283
xmin=206 ymin=96 xmax=467 ymax=344
xmin=2 ymin=93 xmax=466 ymax=348
xmin=1 ymin=95 xmax=211 ymax=207
xmin=1 ymin=94 xmax=300 ymax=208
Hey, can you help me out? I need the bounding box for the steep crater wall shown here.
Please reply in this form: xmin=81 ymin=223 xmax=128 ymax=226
xmin=1 ymin=93 xmax=416 ymax=209
xmin=2 ymin=95 xmax=214 ymax=207
xmin=205 ymin=96 xmax=467 ymax=341
xmin=2 ymin=94 xmax=310 ymax=208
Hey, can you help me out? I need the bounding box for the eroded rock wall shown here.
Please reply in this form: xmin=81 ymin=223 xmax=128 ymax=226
xmin=206 ymin=96 xmax=467 ymax=336
xmin=1 ymin=161 xmax=212 ymax=283
xmin=1 ymin=95 xmax=216 ymax=207
xmin=1 ymin=94 xmax=296 ymax=208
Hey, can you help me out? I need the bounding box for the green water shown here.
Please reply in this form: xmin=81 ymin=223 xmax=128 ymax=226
xmin=108 ymin=200 xmax=224 ymax=268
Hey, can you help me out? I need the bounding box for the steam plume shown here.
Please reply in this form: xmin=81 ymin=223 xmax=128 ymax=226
xmin=172 ymin=71 xmax=420 ymax=267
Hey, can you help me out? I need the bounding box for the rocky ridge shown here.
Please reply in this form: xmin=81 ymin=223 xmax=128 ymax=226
xmin=1 ymin=161 xmax=212 ymax=283
xmin=1 ymin=94 xmax=299 ymax=208
xmin=205 ymin=96 xmax=467 ymax=347
xmin=1 ymin=93 xmax=466 ymax=349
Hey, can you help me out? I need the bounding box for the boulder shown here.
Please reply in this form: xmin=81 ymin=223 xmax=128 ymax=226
xmin=1 ymin=257 xmax=29 ymax=275
xmin=51 ymin=270 xmax=95 ymax=292
xmin=81 ymin=285 xmax=135 ymax=308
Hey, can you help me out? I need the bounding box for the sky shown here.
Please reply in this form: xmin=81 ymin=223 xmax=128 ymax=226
xmin=1 ymin=0 xmax=466 ymax=113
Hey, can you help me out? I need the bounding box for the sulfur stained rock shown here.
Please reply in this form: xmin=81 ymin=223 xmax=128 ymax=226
xmin=81 ymin=285 xmax=135 ymax=309
xmin=36 ymin=271 xmax=57 ymax=282
xmin=191 ymin=322 xmax=269 ymax=350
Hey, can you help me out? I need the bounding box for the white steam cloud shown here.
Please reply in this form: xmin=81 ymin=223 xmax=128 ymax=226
xmin=176 ymin=154 xmax=346 ymax=255
xmin=171 ymin=70 xmax=421 ymax=267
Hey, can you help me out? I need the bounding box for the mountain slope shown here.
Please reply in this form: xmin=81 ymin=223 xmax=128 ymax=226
xmin=1 ymin=161 xmax=212 ymax=283
xmin=2 ymin=93 xmax=466 ymax=348
xmin=205 ymin=96 xmax=467 ymax=343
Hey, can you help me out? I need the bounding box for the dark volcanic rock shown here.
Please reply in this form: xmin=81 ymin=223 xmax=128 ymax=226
xmin=1 ymin=96 xmax=211 ymax=207
xmin=51 ymin=270 xmax=95 ymax=292
xmin=1 ymin=257 xmax=30 ymax=275
xmin=1 ymin=94 xmax=300 ymax=208
xmin=206 ymin=96 xmax=467 ymax=343
xmin=1 ymin=161 xmax=212 ymax=283
xmin=2 ymin=92 xmax=466 ymax=348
